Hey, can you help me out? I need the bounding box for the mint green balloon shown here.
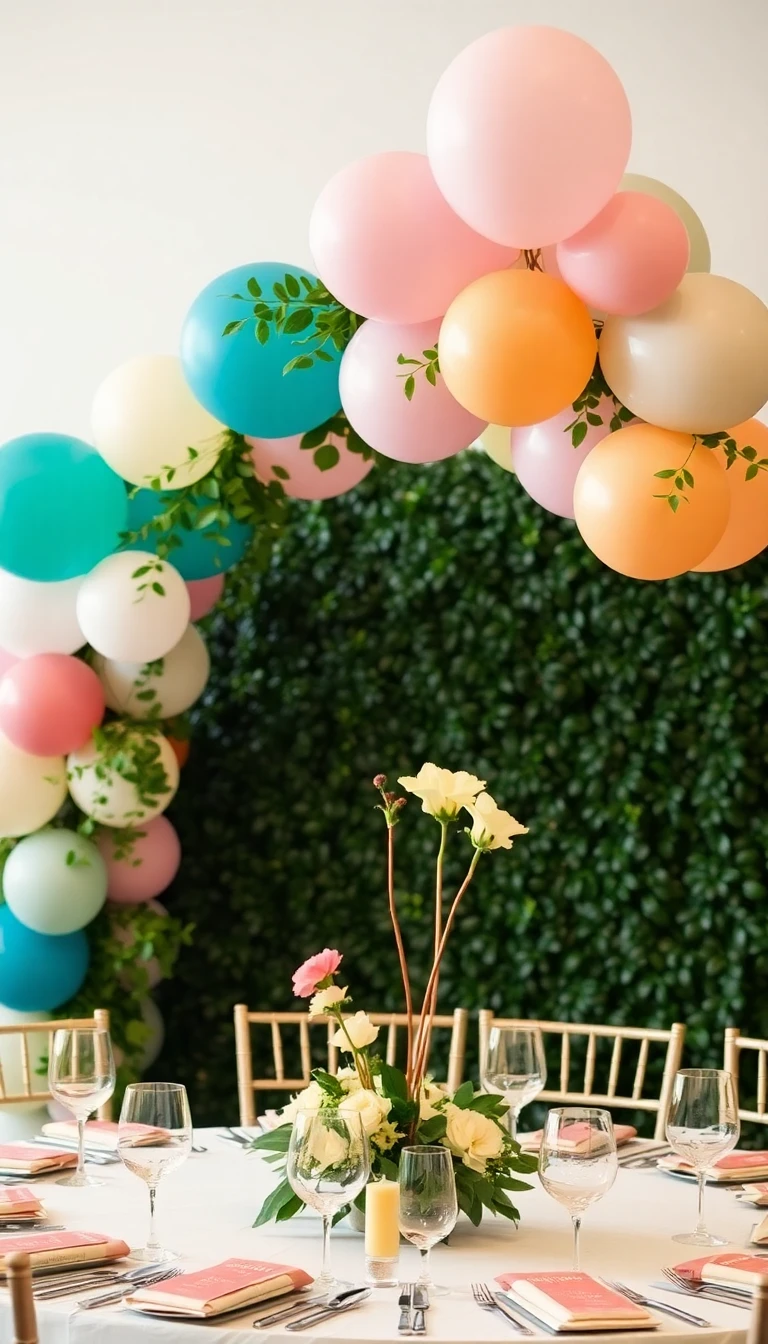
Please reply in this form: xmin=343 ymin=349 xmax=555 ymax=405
xmin=2 ymin=829 xmax=107 ymax=935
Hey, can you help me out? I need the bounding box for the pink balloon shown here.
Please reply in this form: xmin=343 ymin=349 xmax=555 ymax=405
xmin=186 ymin=575 xmax=225 ymax=621
xmin=0 ymin=646 xmax=17 ymax=679
xmin=309 ymin=151 xmax=519 ymax=324
xmin=340 ymin=318 xmax=485 ymax=464
xmin=556 ymin=192 xmax=690 ymax=316
xmin=246 ymin=431 xmax=374 ymax=500
xmin=98 ymin=816 xmax=181 ymax=904
xmin=511 ymin=396 xmax=635 ymax=519
xmin=113 ymin=900 xmax=167 ymax=988
xmin=427 ymin=27 xmax=632 ymax=248
xmin=0 ymin=653 xmax=105 ymax=756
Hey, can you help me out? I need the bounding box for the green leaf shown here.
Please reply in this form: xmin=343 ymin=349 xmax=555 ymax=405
xmin=654 ymin=469 xmax=677 ymax=479
xmin=283 ymin=355 xmax=314 ymax=374
xmin=256 ymin=320 xmax=270 ymax=345
xmin=314 ymin=444 xmax=340 ymax=473
xmin=618 ymin=405 xmax=634 ymax=422
xmin=246 ymin=277 xmax=262 ymax=298
xmin=682 ymin=469 xmax=695 ymax=487
xmin=131 ymin=566 xmax=152 ymax=578
xmin=222 ymin=320 xmax=246 ymax=337
xmin=284 ymin=273 xmax=301 ymax=299
xmin=301 ymin=424 xmax=331 ymax=451
xmin=252 ymin=1177 xmax=297 ymax=1227
xmin=273 ymin=282 xmax=289 ymax=303
xmin=283 ymin=309 xmax=313 ymax=335
xmin=404 ymin=375 xmax=415 ymax=402
xmin=675 ymin=476 xmax=684 ymax=491
xmin=425 ymin=364 xmax=437 ymax=387
xmin=311 ymin=1069 xmax=344 ymax=1098
xmin=451 ymin=1080 xmax=475 ymax=1109
xmin=274 ymin=1193 xmax=304 ymax=1222
xmin=586 ymin=412 xmax=603 ymax=427
xmin=571 ymin=421 xmax=588 ymax=448
xmin=250 ymin=1124 xmax=293 ymax=1153
xmin=151 ymin=582 xmax=165 ymax=596
xmin=668 ymin=494 xmax=680 ymax=513
xmin=742 ymin=445 xmax=757 ymax=462
xmin=314 ymin=348 xmax=334 ymax=362
xmin=397 ymin=354 xmax=421 ymax=366
xmin=272 ymin=465 xmax=290 ymax=481
xmin=746 ymin=464 xmax=759 ymax=481
xmin=417 ymin=1114 xmax=448 ymax=1143
xmin=467 ymin=1093 xmax=506 ymax=1117
xmin=378 ymin=1061 xmax=408 ymax=1101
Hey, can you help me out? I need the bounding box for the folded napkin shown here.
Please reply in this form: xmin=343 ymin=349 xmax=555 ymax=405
xmin=495 ymin=1271 xmax=657 ymax=1332
xmin=672 ymin=1253 xmax=768 ymax=1289
xmin=0 ymin=1231 xmax=130 ymax=1277
xmin=126 ymin=1258 xmax=313 ymax=1318
xmin=41 ymin=1120 xmax=167 ymax=1151
xmin=0 ymin=1143 xmax=77 ymax=1175
xmin=518 ymin=1123 xmax=637 ymax=1153
xmin=659 ymin=1150 xmax=768 ymax=1181
xmin=0 ymin=1186 xmax=44 ymax=1217
xmin=751 ymin=1215 xmax=768 ymax=1245
xmin=739 ymin=1182 xmax=768 ymax=1207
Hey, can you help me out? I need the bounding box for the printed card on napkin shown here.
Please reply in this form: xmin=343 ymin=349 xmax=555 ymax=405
xmin=0 ymin=1187 xmax=43 ymax=1217
xmin=495 ymin=1272 xmax=657 ymax=1331
xmin=126 ymin=1258 xmax=313 ymax=1318
xmin=672 ymin=1253 xmax=768 ymax=1288
xmin=0 ymin=1231 xmax=130 ymax=1276
xmin=41 ymin=1120 xmax=167 ymax=1151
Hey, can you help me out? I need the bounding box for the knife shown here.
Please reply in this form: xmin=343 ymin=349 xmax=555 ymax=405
xmin=412 ymin=1284 xmax=428 ymax=1335
xmin=285 ymin=1291 xmax=370 ymax=1332
xmin=252 ymin=1287 xmax=363 ymax=1327
xmin=398 ymin=1282 xmax=414 ymax=1334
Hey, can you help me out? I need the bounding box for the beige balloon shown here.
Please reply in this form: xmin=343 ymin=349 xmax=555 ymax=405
xmin=67 ymin=730 xmax=180 ymax=828
xmin=476 ymin=424 xmax=515 ymax=474
xmin=93 ymin=624 xmax=210 ymax=719
xmin=91 ymin=354 xmax=225 ymax=488
xmin=620 ymin=174 xmax=710 ymax=274
xmin=0 ymin=732 xmax=67 ymax=839
xmin=600 ymin=274 xmax=768 ymax=434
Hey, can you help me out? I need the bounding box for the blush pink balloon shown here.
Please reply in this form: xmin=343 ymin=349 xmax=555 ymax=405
xmin=309 ymin=151 xmax=519 ymax=324
xmin=246 ymin=431 xmax=374 ymax=500
xmin=0 ymin=646 xmax=17 ymax=678
xmin=340 ymin=318 xmax=486 ymax=464
xmin=98 ymin=816 xmax=181 ymax=904
xmin=114 ymin=900 xmax=167 ymax=988
xmin=0 ymin=653 xmax=105 ymax=756
xmin=427 ymin=26 xmax=632 ymax=248
xmin=556 ymin=192 xmax=690 ymax=316
xmin=186 ymin=574 xmax=225 ymax=621
xmin=511 ymin=396 xmax=635 ymax=519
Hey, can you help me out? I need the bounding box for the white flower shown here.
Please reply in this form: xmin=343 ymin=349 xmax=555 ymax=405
xmin=331 ymin=1011 xmax=379 ymax=1051
xmin=337 ymin=1066 xmax=363 ymax=1093
xmin=398 ymin=763 xmax=486 ymax=821
xmin=280 ymin=1080 xmax=325 ymax=1122
xmin=308 ymin=1121 xmax=348 ymax=1172
xmin=420 ymin=1080 xmax=448 ymax=1121
xmin=443 ymin=1103 xmax=505 ymax=1173
xmin=309 ymin=984 xmax=348 ymax=1017
xmin=338 ymin=1087 xmax=391 ymax=1137
xmin=466 ymin=792 xmax=528 ymax=851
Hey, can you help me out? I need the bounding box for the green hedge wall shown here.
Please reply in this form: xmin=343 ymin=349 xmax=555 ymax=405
xmin=158 ymin=451 xmax=768 ymax=1124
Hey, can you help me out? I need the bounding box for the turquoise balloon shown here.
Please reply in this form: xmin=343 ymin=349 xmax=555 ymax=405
xmin=180 ymin=262 xmax=342 ymax=437
xmin=0 ymin=433 xmax=127 ymax=581
xmin=125 ymin=488 xmax=253 ymax=580
xmin=0 ymin=905 xmax=89 ymax=1011
xmin=2 ymin=829 xmax=108 ymax=935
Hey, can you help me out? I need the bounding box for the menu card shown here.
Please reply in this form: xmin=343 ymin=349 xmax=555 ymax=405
xmin=660 ymin=1150 xmax=768 ymax=1182
xmin=0 ymin=1187 xmax=43 ymax=1217
xmin=41 ymin=1120 xmax=167 ymax=1151
xmin=0 ymin=1231 xmax=130 ymax=1277
xmin=673 ymin=1253 xmax=768 ymax=1288
xmin=0 ymin=1144 xmax=77 ymax=1175
xmin=519 ymin=1124 xmax=637 ymax=1153
xmin=126 ymin=1258 xmax=314 ymax=1318
xmin=495 ymin=1272 xmax=657 ymax=1332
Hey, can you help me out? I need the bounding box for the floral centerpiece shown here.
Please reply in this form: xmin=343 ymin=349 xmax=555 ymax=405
xmin=252 ymin=765 xmax=537 ymax=1228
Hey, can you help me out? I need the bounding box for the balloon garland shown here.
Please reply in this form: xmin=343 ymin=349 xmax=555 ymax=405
xmin=1 ymin=24 xmax=767 ymax=1094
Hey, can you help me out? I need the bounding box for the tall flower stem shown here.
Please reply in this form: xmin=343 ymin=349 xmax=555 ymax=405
xmin=415 ymin=822 xmax=448 ymax=1084
xmin=386 ymin=824 xmax=415 ymax=1092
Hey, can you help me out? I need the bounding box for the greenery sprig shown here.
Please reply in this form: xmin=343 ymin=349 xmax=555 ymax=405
xmin=564 ymin=355 xmax=634 ymax=447
xmin=70 ymin=720 xmax=175 ymax=829
xmin=654 ymin=431 xmax=767 ymax=511
xmin=222 ymin=273 xmax=362 ymax=375
xmin=298 ymin=412 xmax=374 ymax=473
xmin=396 ymin=346 xmax=440 ymax=401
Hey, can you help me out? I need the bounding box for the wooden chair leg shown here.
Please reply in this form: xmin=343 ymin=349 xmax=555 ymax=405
xmin=748 ymin=1276 xmax=768 ymax=1344
xmin=7 ymin=1252 xmax=38 ymax=1344
xmin=234 ymin=1004 xmax=256 ymax=1126
xmin=655 ymin=1022 xmax=685 ymax=1140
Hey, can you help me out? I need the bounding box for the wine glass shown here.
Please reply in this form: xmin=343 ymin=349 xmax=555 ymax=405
xmin=539 ymin=1107 xmax=617 ymax=1269
xmin=118 ymin=1082 xmax=192 ymax=1262
xmin=48 ymin=1028 xmax=115 ymax=1187
xmin=666 ymin=1068 xmax=739 ymax=1246
xmin=398 ymin=1144 xmax=458 ymax=1298
xmin=482 ymin=1026 xmax=547 ymax=1139
xmin=287 ymin=1110 xmax=369 ymax=1296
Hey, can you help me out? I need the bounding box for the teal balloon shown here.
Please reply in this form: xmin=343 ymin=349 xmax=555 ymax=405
xmin=0 ymin=434 xmax=127 ymax=581
xmin=2 ymin=829 xmax=107 ymax=936
xmin=0 ymin=906 xmax=89 ymax=1011
xmin=180 ymin=262 xmax=342 ymax=437
xmin=125 ymin=488 xmax=253 ymax=580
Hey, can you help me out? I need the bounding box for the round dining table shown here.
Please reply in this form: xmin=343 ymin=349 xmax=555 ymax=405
xmin=0 ymin=1128 xmax=758 ymax=1344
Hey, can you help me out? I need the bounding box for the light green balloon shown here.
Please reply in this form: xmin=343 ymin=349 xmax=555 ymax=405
xmin=2 ymin=829 xmax=108 ymax=935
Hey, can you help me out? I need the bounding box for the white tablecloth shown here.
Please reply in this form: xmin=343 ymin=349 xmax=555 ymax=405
xmin=0 ymin=1128 xmax=758 ymax=1344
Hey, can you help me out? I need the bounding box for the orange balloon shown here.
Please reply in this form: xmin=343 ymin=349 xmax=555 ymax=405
xmin=168 ymin=736 xmax=190 ymax=768
xmin=573 ymin=422 xmax=730 ymax=580
xmin=439 ymin=269 xmax=597 ymax=427
xmin=693 ymin=420 xmax=768 ymax=572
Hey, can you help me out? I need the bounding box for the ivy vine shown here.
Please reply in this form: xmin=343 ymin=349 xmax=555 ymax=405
xmin=221 ymin=272 xmax=363 ymax=375
xmin=654 ymin=431 xmax=767 ymax=512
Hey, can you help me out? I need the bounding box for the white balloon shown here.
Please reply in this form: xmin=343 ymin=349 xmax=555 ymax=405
xmin=67 ymin=729 xmax=180 ymax=827
xmin=93 ymin=624 xmax=210 ymax=720
xmin=91 ymin=354 xmax=225 ymax=488
xmin=0 ymin=568 xmax=84 ymax=658
xmin=0 ymin=732 xmax=67 ymax=839
xmin=0 ymin=1005 xmax=51 ymax=1114
xmin=76 ymin=551 xmax=190 ymax=662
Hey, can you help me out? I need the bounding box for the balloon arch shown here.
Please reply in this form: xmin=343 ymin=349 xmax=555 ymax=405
xmin=1 ymin=25 xmax=767 ymax=1102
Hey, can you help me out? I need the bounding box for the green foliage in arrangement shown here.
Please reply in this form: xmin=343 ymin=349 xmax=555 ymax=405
xmin=157 ymin=450 xmax=768 ymax=1124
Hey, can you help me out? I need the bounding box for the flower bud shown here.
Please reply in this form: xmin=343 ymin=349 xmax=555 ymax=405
xmin=373 ymin=774 xmax=387 ymax=788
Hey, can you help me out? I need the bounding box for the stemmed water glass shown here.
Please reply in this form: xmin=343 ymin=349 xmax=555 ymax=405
xmin=118 ymin=1082 xmax=192 ymax=1262
xmin=287 ymin=1110 xmax=369 ymax=1296
xmin=666 ymin=1068 xmax=739 ymax=1246
xmin=398 ymin=1144 xmax=458 ymax=1297
xmin=482 ymin=1026 xmax=547 ymax=1139
xmin=48 ymin=1027 xmax=116 ymax=1187
xmin=539 ymin=1107 xmax=617 ymax=1269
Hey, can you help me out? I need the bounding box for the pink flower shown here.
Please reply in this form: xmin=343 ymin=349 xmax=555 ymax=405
xmin=292 ymin=948 xmax=343 ymax=999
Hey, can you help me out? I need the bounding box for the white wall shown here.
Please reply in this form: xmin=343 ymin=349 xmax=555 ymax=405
xmin=0 ymin=0 xmax=766 ymax=441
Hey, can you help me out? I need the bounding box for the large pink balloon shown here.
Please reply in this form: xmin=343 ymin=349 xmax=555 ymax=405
xmin=0 ymin=647 xmax=17 ymax=679
xmin=511 ymin=396 xmax=633 ymax=519
xmin=309 ymin=151 xmax=518 ymax=324
xmin=113 ymin=900 xmax=167 ymax=988
xmin=246 ymin=431 xmax=374 ymax=500
xmin=556 ymin=192 xmax=690 ymax=316
xmin=98 ymin=816 xmax=181 ymax=904
xmin=340 ymin=318 xmax=485 ymax=464
xmin=0 ymin=654 xmax=105 ymax=756
xmin=186 ymin=575 xmax=224 ymax=621
xmin=427 ymin=27 xmax=632 ymax=248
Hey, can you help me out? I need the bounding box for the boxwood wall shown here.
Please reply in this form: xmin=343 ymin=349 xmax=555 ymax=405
xmin=158 ymin=451 xmax=768 ymax=1124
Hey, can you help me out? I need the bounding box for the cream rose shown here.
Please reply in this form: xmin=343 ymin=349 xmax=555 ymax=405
xmin=309 ymin=984 xmax=348 ymax=1017
xmin=337 ymin=1066 xmax=363 ymax=1093
xmin=331 ymin=1011 xmax=379 ymax=1051
xmin=280 ymin=1079 xmax=325 ymax=1122
xmin=443 ymin=1103 xmax=505 ymax=1173
xmin=466 ymin=792 xmax=528 ymax=851
xmin=420 ymin=1080 xmax=448 ymax=1121
xmin=338 ymin=1087 xmax=391 ymax=1137
xmin=308 ymin=1121 xmax=348 ymax=1172
xmin=398 ymin=763 xmax=486 ymax=821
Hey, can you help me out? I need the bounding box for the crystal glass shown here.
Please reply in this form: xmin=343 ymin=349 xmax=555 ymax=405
xmin=482 ymin=1026 xmax=547 ymax=1139
xmin=287 ymin=1110 xmax=369 ymax=1296
xmin=398 ymin=1144 xmax=458 ymax=1297
xmin=118 ymin=1082 xmax=192 ymax=1262
xmin=48 ymin=1027 xmax=115 ymax=1187
xmin=666 ymin=1068 xmax=739 ymax=1246
xmin=539 ymin=1106 xmax=617 ymax=1269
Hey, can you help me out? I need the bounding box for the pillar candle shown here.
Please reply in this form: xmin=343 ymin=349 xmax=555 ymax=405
xmin=365 ymin=1178 xmax=400 ymax=1259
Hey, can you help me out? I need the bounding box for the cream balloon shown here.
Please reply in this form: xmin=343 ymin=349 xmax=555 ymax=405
xmin=600 ymin=274 xmax=768 ymax=434
xmin=91 ymin=354 xmax=226 ymax=488
xmin=93 ymin=624 xmax=210 ymax=720
xmin=620 ymin=174 xmax=710 ymax=273
xmin=0 ymin=1006 xmax=50 ymax=1114
xmin=0 ymin=569 xmax=84 ymax=658
xmin=76 ymin=551 xmax=190 ymax=662
xmin=0 ymin=732 xmax=67 ymax=839
xmin=476 ymin=424 xmax=514 ymax=474
xmin=67 ymin=729 xmax=179 ymax=828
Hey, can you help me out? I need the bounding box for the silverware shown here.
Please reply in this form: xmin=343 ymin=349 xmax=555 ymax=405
xmin=398 ymin=1281 xmax=414 ymax=1334
xmin=30 ymin=1138 xmax=117 ymax=1165
xmin=472 ymin=1283 xmax=535 ymax=1335
xmin=413 ymin=1283 xmax=429 ymax=1335
xmin=77 ymin=1266 xmax=182 ymax=1309
xmin=0 ymin=1223 xmax=63 ymax=1234
xmin=33 ymin=1261 xmax=168 ymax=1300
xmin=602 ymin=1278 xmax=711 ymax=1327
xmin=659 ymin=1268 xmax=751 ymax=1308
xmin=252 ymin=1289 xmax=348 ymax=1327
xmin=285 ymin=1288 xmax=371 ymax=1332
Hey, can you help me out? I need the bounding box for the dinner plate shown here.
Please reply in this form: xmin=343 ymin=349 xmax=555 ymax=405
xmin=659 ymin=1167 xmax=747 ymax=1187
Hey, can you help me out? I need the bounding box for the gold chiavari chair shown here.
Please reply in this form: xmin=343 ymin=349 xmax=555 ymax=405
xmin=724 ymin=1027 xmax=768 ymax=1125
xmin=234 ymin=1005 xmax=468 ymax=1125
xmin=748 ymin=1274 xmax=768 ymax=1344
xmin=479 ymin=1012 xmax=686 ymax=1139
xmin=6 ymin=1252 xmax=38 ymax=1344
xmin=0 ymin=1008 xmax=112 ymax=1119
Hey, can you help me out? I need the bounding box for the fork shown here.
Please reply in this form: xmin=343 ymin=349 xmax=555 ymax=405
xmin=472 ymin=1283 xmax=534 ymax=1335
xmin=660 ymin=1268 xmax=752 ymax=1307
xmin=33 ymin=1261 xmax=170 ymax=1300
xmin=601 ymin=1278 xmax=711 ymax=1327
xmin=77 ymin=1266 xmax=182 ymax=1309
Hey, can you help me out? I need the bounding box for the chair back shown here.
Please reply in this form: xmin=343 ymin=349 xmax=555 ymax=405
xmin=724 ymin=1028 xmax=768 ymax=1125
xmin=6 ymin=1252 xmax=38 ymax=1344
xmin=0 ymin=1008 xmax=112 ymax=1118
xmin=478 ymin=1012 xmax=685 ymax=1140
